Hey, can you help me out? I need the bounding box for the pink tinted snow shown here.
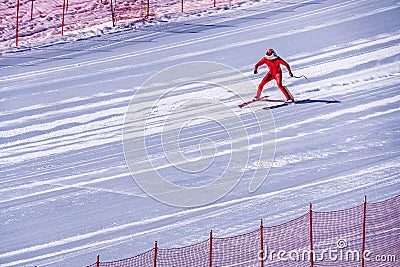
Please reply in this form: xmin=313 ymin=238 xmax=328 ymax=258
xmin=1 ymin=0 xmax=242 ymax=50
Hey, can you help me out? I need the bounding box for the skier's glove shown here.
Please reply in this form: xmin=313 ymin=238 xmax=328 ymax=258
xmin=254 ymin=69 xmax=258 ymax=74
xmin=289 ymin=72 xmax=294 ymax=77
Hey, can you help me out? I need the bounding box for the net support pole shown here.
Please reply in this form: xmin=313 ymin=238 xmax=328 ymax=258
xmin=361 ymin=195 xmax=367 ymax=267
xmin=61 ymin=0 xmax=66 ymax=36
xmin=16 ymin=0 xmax=20 ymax=46
xmin=209 ymin=230 xmax=213 ymax=267
xmin=96 ymin=254 xmax=100 ymax=267
xmin=181 ymin=0 xmax=184 ymax=13
xmin=260 ymin=219 xmax=264 ymax=267
xmin=310 ymin=203 xmax=314 ymax=267
xmin=110 ymin=0 xmax=116 ymax=26
xmin=153 ymin=241 xmax=158 ymax=267
xmin=30 ymin=0 xmax=34 ymax=20
xmin=214 ymin=0 xmax=216 ymax=7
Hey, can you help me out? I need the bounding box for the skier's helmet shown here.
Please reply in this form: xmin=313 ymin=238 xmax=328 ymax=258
xmin=265 ymin=48 xmax=278 ymax=60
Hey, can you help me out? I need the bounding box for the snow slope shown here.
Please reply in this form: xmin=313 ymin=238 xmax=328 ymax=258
xmin=0 ymin=0 xmax=399 ymax=266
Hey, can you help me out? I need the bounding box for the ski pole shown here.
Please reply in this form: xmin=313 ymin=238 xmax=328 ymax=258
xmin=292 ymin=74 xmax=311 ymax=82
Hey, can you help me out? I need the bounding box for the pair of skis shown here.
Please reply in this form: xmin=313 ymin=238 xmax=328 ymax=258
xmin=238 ymin=96 xmax=309 ymax=109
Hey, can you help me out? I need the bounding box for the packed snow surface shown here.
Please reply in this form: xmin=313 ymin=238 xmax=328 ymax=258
xmin=0 ymin=0 xmax=399 ymax=266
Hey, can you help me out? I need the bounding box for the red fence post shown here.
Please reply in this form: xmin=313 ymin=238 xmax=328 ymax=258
xmin=361 ymin=196 xmax=367 ymax=267
xmin=61 ymin=0 xmax=66 ymax=36
xmin=153 ymin=241 xmax=158 ymax=267
xmin=16 ymin=0 xmax=20 ymax=46
xmin=209 ymin=230 xmax=213 ymax=267
xmin=260 ymin=219 xmax=264 ymax=267
xmin=110 ymin=0 xmax=116 ymax=26
xmin=146 ymin=0 xmax=150 ymax=18
xmin=214 ymin=0 xmax=216 ymax=8
xmin=309 ymin=203 xmax=314 ymax=267
xmin=30 ymin=0 xmax=34 ymax=20
xmin=181 ymin=0 xmax=184 ymax=13
xmin=96 ymin=254 xmax=100 ymax=267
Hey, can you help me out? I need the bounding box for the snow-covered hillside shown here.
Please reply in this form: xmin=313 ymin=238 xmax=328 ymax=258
xmin=0 ymin=0 xmax=399 ymax=266
xmin=1 ymin=0 xmax=244 ymax=50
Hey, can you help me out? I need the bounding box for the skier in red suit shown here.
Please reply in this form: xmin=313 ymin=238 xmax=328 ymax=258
xmin=253 ymin=48 xmax=294 ymax=101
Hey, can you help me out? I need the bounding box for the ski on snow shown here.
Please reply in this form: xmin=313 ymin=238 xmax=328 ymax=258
xmin=263 ymin=99 xmax=310 ymax=109
xmin=238 ymin=96 xmax=311 ymax=109
xmin=238 ymin=96 xmax=269 ymax=108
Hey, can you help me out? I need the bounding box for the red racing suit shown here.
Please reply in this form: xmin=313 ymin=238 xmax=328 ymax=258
xmin=254 ymin=56 xmax=294 ymax=101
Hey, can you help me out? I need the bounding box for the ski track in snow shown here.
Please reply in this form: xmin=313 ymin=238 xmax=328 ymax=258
xmin=0 ymin=0 xmax=399 ymax=266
